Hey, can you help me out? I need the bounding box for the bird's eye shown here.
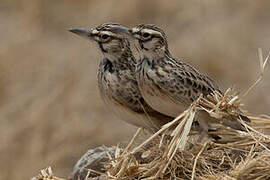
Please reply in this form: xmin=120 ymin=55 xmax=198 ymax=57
xmin=101 ymin=34 xmax=109 ymax=40
xmin=142 ymin=32 xmax=150 ymax=38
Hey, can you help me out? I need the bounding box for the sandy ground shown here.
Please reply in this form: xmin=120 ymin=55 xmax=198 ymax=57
xmin=0 ymin=0 xmax=270 ymax=179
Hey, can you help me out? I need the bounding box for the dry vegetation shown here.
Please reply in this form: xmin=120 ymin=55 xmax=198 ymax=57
xmin=1 ymin=0 xmax=270 ymax=180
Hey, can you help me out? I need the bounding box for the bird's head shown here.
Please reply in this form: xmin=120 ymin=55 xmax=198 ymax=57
xmin=69 ymin=23 xmax=131 ymax=59
xmin=121 ymin=24 xmax=171 ymax=59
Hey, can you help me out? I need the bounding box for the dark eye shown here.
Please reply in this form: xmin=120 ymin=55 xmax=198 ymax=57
xmin=101 ymin=34 xmax=109 ymax=40
xmin=142 ymin=32 xmax=150 ymax=38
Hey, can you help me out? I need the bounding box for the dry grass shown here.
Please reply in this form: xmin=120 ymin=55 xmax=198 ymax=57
xmin=104 ymin=101 xmax=270 ymax=179
xmin=31 ymin=167 xmax=65 ymax=180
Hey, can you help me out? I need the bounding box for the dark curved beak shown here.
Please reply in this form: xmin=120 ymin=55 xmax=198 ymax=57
xmin=69 ymin=28 xmax=91 ymax=39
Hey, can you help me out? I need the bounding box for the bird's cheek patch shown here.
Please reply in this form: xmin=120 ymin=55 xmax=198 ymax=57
xmin=142 ymin=38 xmax=162 ymax=51
xmin=102 ymin=39 xmax=122 ymax=52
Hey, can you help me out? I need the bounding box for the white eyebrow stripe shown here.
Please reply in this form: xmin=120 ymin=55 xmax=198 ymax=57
xmin=131 ymin=27 xmax=140 ymax=33
xmin=142 ymin=29 xmax=162 ymax=36
xmin=101 ymin=31 xmax=114 ymax=36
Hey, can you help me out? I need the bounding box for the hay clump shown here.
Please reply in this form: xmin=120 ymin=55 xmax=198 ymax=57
xmin=105 ymin=89 xmax=270 ymax=179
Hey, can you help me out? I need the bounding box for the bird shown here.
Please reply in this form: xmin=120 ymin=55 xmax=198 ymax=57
xmin=69 ymin=23 xmax=173 ymax=133
xmin=112 ymin=24 xmax=249 ymax=135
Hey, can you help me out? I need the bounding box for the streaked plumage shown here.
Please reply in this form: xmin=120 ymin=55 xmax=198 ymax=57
xmin=115 ymin=24 xmax=249 ymax=132
xmin=69 ymin=23 xmax=173 ymax=132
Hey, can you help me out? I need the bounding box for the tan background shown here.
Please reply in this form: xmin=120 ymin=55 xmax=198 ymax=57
xmin=1 ymin=0 xmax=270 ymax=179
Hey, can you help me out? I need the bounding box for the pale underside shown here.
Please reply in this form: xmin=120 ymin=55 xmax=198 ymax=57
xmin=98 ymin=58 xmax=172 ymax=132
xmin=139 ymin=82 xmax=189 ymax=117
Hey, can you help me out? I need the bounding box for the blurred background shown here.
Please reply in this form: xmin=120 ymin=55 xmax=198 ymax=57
xmin=1 ymin=0 xmax=270 ymax=179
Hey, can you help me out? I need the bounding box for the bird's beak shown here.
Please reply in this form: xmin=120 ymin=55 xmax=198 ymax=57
xmin=69 ymin=28 xmax=91 ymax=39
xmin=110 ymin=25 xmax=133 ymax=38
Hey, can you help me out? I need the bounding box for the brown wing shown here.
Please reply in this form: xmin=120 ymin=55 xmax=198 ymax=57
xmin=155 ymin=56 xmax=222 ymax=103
